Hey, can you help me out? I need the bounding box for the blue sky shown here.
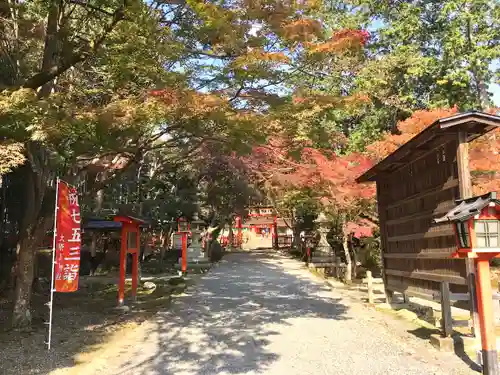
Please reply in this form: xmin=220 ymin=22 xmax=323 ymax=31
xmin=491 ymin=84 xmax=500 ymax=106
xmin=490 ymin=61 xmax=500 ymax=106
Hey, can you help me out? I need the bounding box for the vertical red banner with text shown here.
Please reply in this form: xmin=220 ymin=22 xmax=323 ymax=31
xmin=54 ymin=180 xmax=81 ymax=292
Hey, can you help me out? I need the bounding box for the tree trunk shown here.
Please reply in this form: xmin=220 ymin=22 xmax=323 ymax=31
xmin=38 ymin=0 xmax=61 ymax=97
xmin=0 ymin=176 xmax=8 ymax=290
xmin=291 ymin=211 xmax=301 ymax=250
xmin=12 ymin=233 xmax=36 ymax=328
xmin=11 ymin=148 xmax=52 ymax=328
xmin=227 ymin=222 xmax=234 ymax=249
xmin=351 ymin=236 xmax=358 ymax=280
xmin=205 ymin=216 xmax=218 ymax=258
xmin=11 ymin=1 xmax=60 ymax=327
xmin=159 ymin=228 xmax=166 ymax=265
xmin=342 ymin=234 xmax=352 ymax=283
xmin=341 ymin=219 xmax=352 ymax=284
xmin=90 ymin=189 xmax=104 ymax=258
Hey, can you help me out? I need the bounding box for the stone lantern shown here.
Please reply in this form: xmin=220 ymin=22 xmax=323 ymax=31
xmin=314 ymin=212 xmax=332 ymax=259
xmin=187 ymin=213 xmax=206 ymax=261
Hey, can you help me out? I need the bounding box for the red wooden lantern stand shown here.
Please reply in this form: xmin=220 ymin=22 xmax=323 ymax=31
xmin=113 ymin=215 xmax=146 ymax=306
xmin=235 ymin=216 xmax=242 ymax=248
xmin=436 ymin=192 xmax=500 ymax=375
xmin=180 ymin=231 xmax=187 ymax=274
xmin=176 ymin=217 xmax=189 ymax=275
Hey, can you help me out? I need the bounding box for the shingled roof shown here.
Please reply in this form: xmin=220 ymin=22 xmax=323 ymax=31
xmin=434 ymin=192 xmax=500 ymax=223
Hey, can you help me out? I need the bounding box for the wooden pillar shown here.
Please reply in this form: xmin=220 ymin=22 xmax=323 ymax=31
xmin=440 ymin=281 xmax=453 ymax=337
xmin=457 ymin=130 xmax=481 ymax=339
xmin=131 ymin=230 xmax=139 ymax=302
xmin=476 ymin=256 xmax=499 ymax=375
xmin=181 ymin=232 xmax=187 ymax=274
xmin=118 ymin=226 xmax=127 ymax=306
xmin=236 ymin=216 xmax=242 ymax=248
xmin=376 ymin=181 xmax=393 ymax=303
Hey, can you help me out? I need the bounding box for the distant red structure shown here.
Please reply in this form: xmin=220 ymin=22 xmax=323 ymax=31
xmin=245 ymin=206 xmax=276 ymax=235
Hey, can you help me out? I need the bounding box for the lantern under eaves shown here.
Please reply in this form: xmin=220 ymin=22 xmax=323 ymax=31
xmin=435 ymin=192 xmax=500 ymax=256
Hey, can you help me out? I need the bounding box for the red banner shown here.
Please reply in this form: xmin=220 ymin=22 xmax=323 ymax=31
xmin=54 ymin=180 xmax=81 ymax=292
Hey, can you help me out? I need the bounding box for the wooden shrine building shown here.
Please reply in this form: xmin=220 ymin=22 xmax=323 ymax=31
xmin=357 ymin=111 xmax=500 ymax=304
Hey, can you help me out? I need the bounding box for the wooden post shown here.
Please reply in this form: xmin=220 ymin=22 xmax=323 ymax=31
xmin=181 ymin=232 xmax=187 ymax=274
xmin=457 ymin=130 xmax=481 ymax=339
xmin=440 ymin=281 xmax=453 ymax=337
xmin=131 ymin=230 xmax=139 ymax=302
xmin=469 ymin=268 xmax=482 ymax=342
xmin=367 ymin=270 xmax=374 ymax=304
xmin=131 ymin=252 xmax=138 ymax=302
xmin=375 ymin=182 xmax=393 ymax=304
xmin=476 ymin=257 xmax=499 ymax=375
xmin=118 ymin=227 xmax=127 ymax=306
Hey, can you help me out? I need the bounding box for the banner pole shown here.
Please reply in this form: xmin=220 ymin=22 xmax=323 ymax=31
xmin=46 ymin=177 xmax=60 ymax=351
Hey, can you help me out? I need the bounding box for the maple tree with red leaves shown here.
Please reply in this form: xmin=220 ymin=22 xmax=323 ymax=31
xmin=241 ymin=137 xmax=376 ymax=226
xmin=365 ymin=107 xmax=500 ymax=195
xmin=241 ymin=139 xmax=376 ymax=282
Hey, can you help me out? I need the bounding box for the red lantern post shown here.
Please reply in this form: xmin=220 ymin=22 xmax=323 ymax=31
xmin=435 ymin=192 xmax=500 ymax=375
xmin=181 ymin=232 xmax=187 ymax=274
xmin=235 ymin=216 xmax=242 ymax=248
xmin=114 ymin=215 xmax=146 ymax=306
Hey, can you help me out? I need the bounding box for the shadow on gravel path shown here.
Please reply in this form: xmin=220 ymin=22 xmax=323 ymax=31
xmin=115 ymin=251 xmax=349 ymax=375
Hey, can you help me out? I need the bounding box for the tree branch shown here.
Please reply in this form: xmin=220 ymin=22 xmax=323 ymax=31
xmin=22 ymin=0 xmax=129 ymax=90
xmin=68 ymin=0 xmax=116 ymax=16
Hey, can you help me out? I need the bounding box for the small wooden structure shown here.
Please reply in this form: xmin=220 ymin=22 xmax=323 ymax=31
xmin=84 ymin=215 xmax=147 ymax=306
xmin=357 ymin=112 xmax=500 ymax=329
xmin=435 ymin=192 xmax=500 ymax=374
xmin=112 ymin=215 xmax=147 ymax=306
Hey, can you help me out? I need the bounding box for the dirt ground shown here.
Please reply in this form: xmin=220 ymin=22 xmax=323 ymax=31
xmin=0 ymin=274 xmax=191 ymax=375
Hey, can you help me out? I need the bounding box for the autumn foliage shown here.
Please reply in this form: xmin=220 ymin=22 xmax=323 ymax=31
xmin=242 ymin=138 xmax=376 ymax=210
xmin=366 ymin=107 xmax=500 ymax=195
xmin=307 ymin=29 xmax=370 ymax=54
xmin=366 ymin=107 xmax=459 ymax=160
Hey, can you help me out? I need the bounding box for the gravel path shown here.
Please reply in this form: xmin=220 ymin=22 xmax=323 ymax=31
xmin=78 ymin=251 xmax=479 ymax=375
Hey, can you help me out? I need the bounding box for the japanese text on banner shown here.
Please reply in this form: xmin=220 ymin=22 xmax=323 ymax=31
xmin=54 ymin=181 xmax=81 ymax=292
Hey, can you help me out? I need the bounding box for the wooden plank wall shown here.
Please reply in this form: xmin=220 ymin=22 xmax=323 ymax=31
xmin=377 ymin=138 xmax=468 ymax=297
